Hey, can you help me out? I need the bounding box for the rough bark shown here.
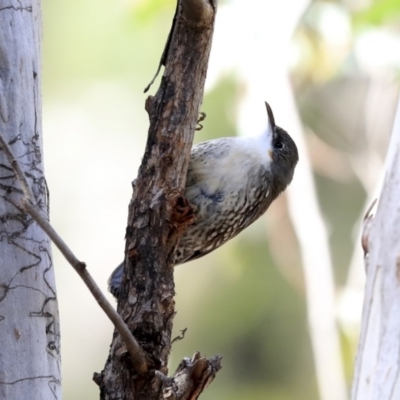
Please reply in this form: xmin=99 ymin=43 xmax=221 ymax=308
xmin=97 ymin=0 xmax=221 ymax=399
xmin=351 ymin=98 xmax=400 ymax=399
xmin=0 ymin=1 xmax=61 ymax=399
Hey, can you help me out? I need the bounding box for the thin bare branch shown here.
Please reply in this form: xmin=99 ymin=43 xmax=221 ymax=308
xmin=0 ymin=132 xmax=148 ymax=375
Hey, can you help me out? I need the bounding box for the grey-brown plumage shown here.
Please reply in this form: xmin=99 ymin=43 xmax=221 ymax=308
xmin=109 ymin=102 xmax=298 ymax=297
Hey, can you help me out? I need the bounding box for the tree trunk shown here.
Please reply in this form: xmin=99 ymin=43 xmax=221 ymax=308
xmin=351 ymin=97 xmax=400 ymax=399
xmin=97 ymin=0 xmax=221 ymax=399
xmin=0 ymin=1 xmax=61 ymax=399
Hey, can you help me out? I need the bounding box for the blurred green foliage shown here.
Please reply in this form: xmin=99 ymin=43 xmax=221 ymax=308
xmin=354 ymin=0 xmax=400 ymax=26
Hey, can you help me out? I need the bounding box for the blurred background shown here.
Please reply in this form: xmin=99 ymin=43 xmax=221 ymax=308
xmin=42 ymin=0 xmax=400 ymax=399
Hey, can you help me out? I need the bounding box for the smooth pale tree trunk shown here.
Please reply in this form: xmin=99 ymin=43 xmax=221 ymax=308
xmin=0 ymin=1 xmax=61 ymax=399
xmin=351 ymin=97 xmax=400 ymax=399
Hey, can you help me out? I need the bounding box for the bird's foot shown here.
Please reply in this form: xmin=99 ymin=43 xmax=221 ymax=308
xmin=196 ymin=112 xmax=207 ymax=131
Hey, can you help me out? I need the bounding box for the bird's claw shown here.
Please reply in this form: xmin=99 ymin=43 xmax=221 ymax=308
xmin=196 ymin=112 xmax=207 ymax=131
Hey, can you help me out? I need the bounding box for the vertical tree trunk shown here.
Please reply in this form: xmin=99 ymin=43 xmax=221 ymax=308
xmin=0 ymin=1 xmax=61 ymax=399
xmin=97 ymin=1 xmax=220 ymax=399
xmin=351 ymin=98 xmax=400 ymax=399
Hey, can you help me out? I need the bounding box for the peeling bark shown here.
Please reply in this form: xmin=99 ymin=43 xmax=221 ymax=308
xmin=160 ymin=353 xmax=222 ymax=400
xmin=0 ymin=1 xmax=61 ymax=399
xmin=97 ymin=0 xmax=220 ymax=399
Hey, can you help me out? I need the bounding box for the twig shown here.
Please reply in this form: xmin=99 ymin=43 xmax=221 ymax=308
xmin=144 ymin=2 xmax=179 ymax=93
xmin=171 ymin=327 xmax=187 ymax=344
xmin=0 ymin=133 xmax=148 ymax=374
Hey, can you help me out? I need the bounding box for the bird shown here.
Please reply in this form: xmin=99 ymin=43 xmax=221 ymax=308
xmin=109 ymin=102 xmax=298 ymax=297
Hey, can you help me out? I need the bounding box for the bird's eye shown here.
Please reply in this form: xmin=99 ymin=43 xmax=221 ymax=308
xmin=274 ymin=140 xmax=285 ymax=150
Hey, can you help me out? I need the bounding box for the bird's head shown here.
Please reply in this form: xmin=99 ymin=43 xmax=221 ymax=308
xmin=265 ymin=101 xmax=299 ymax=190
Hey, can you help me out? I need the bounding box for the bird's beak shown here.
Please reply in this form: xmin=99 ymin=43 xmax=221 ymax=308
xmin=264 ymin=101 xmax=276 ymax=138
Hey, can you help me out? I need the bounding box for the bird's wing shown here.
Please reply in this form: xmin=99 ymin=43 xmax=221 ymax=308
xmin=184 ymin=138 xmax=237 ymax=219
xmin=175 ymin=138 xmax=245 ymax=264
xmin=186 ymin=138 xmax=235 ymax=186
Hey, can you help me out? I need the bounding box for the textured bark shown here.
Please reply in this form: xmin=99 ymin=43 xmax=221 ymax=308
xmin=351 ymin=99 xmax=400 ymax=400
xmin=0 ymin=1 xmax=61 ymax=399
xmin=97 ymin=0 xmax=220 ymax=399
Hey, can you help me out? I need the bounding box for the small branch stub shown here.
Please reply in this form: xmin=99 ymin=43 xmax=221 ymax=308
xmin=181 ymin=0 xmax=215 ymax=25
xmin=361 ymin=198 xmax=377 ymax=258
xmin=162 ymin=353 xmax=222 ymax=400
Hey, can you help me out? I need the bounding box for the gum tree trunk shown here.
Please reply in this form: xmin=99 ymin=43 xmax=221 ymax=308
xmin=0 ymin=1 xmax=61 ymax=399
xmin=351 ymin=98 xmax=400 ymax=399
